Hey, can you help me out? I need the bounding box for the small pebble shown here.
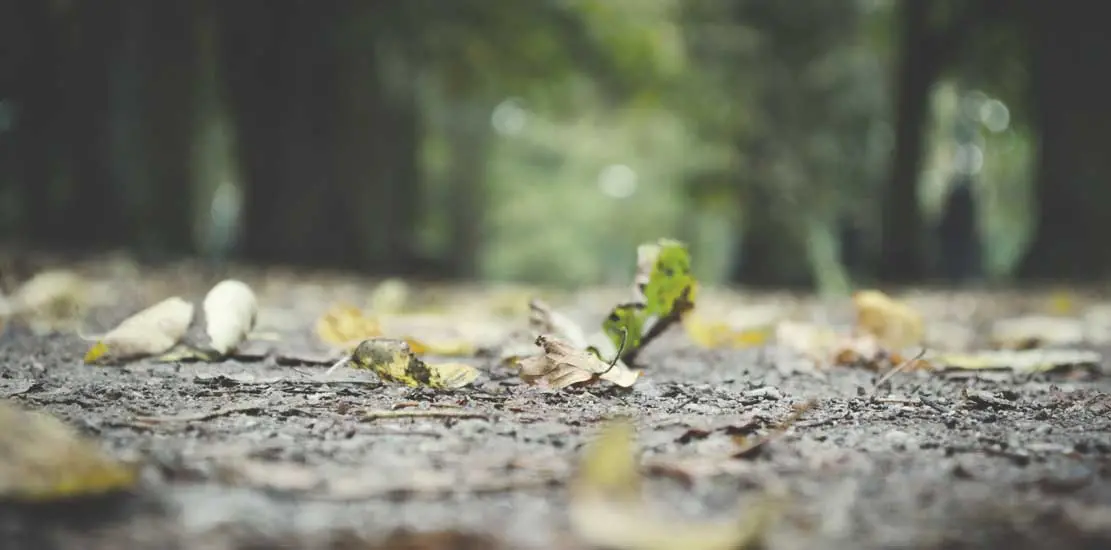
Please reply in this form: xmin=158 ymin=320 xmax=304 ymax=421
xmin=744 ymin=386 xmax=782 ymax=400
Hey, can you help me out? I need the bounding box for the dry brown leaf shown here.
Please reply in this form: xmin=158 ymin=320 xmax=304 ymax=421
xmin=517 ymin=335 xmax=640 ymax=389
xmin=990 ymin=316 xmax=1085 ymax=350
xmin=0 ymin=400 xmax=137 ymax=500
xmin=203 ymin=279 xmax=258 ymax=355
xmin=315 ymin=304 xmax=382 ymax=350
xmin=84 ymin=297 xmax=194 ymax=363
xmin=569 ymin=420 xmax=776 ymax=550
xmin=852 ymin=290 xmax=924 ymax=349
xmin=528 ymin=298 xmax=589 ymax=348
xmin=6 ymin=270 xmax=91 ymax=334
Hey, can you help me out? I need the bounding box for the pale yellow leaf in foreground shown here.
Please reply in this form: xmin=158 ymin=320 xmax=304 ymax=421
xmin=403 ymin=337 xmax=476 ymax=357
xmin=203 ymin=279 xmax=258 ymax=355
xmin=85 ymin=297 xmax=194 ymax=363
xmin=517 ymin=335 xmax=640 ymax=390
xmin=852 ymin=290 xmax=924 ymax=349
xmin=0 ymin=400 xmax=137 ymax=501
xmin=569 ymin=420 xmax=775 ymax=550
xmin=315 ymin=304 xmax=382 ymax=350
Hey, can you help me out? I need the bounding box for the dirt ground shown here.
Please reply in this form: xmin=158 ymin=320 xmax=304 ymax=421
xmin=3 ymin=261 xmax=1111 ymax=550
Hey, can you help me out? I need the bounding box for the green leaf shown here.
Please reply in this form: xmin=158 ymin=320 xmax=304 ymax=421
xmin=639 ymin=239 xmax=697 ymax=318
xmin=603 ymin=303 xmax=647 ymax=354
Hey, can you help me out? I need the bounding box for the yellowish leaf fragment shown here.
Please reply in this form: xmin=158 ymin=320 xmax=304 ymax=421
xmin=989 ymin=316 xmax=1085 ymax=350
xmin=852 ymin=290 xmax=924 ymax=349
xmin=315 ymin=304 xmax=381 ymax=350
xmin=0 ymin=400 xmax=137 ymax=501
xmin=338 ymin=338 xmax=479 ymax=389
xmin=403 ymin=337 xmax=476 ymax=357
xmin=685 ymin=314 xmax=772 ymax=349
xmin=84 ymin=297 xmax=195 ymax=364
xmin=569 ymin=419 xmax=776 ymax=550
xmin=937 ymin=349 xmax=1101 ymax=374
xmin=517 ymin=335 xmax=640 ymax=390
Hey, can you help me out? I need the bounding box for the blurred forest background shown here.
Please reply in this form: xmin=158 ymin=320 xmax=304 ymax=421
xmin=0 ymin=0 xmax=1108 ymax=293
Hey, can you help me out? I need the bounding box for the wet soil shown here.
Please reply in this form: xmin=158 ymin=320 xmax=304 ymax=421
xmin=3 ymin=266 xmax=1111 ymax=549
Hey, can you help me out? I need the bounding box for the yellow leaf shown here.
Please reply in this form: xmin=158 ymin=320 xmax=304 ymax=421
xmin=403 ymin=337 xmax=476 ymax=357
xmin=685 ymin=314 xmax=771 ymax=349
xmin=315 ymin=304 xmax=382 ymax=350
xmin=0 ymin=400 xmax=137 ymax=501
xmin=852 ymin=290 xmax=924 ymax=349
xmin=83 ymin=341 xmax=109 ymax=363
xmin=84 ymin=297 xmax=195 ymax=364
xmin=331 ymin=338 xmax=479 ymax=389
xmin=516 ymin=335 xmax=640 ymax=390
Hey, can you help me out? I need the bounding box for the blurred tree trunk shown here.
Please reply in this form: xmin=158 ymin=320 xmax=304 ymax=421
xmin=441 ymin=98 xmax=492 ymax=280
xmin=1016 ymin=1 xmax=1111 ymax=280
xmin=876 ymin=0 xmax=933 ymax=283
xmin=6 ymin=1 xmax=126 ymax=251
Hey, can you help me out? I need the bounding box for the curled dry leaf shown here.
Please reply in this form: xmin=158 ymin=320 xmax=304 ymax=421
xmin=0 ymin=400 xmax=137 ymax=501
xmin=329 ymin=338 xmax=479 ymax=389
xmin=315 ymin=304 xmax=382 ymax=350
xmin=5 ymin=270 xmax=92 ymax=334
xmin=528 ymin=299 xmax=589 ymax=348
xmin=517 ymin=335 xmax=639 ymax=390
xmin=569 ymin=419 xmax=776 ymax=550
xmin=203 ymin=279 xmax=258 ymax=355
xmin=84 ymin=297 xmax=194 ymax=364
xmin=852 ymin=290 xmax=924 ymax=349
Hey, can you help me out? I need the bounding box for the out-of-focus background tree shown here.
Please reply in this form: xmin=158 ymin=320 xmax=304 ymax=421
xmin=1 ymin=0 xmax=1108 ymax=290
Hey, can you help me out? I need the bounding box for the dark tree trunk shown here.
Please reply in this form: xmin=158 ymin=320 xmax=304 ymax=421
xmin=1016 ymin=1 xmax=1111 ymax=281
xmin=442 ymin=99 xmax=492 ymax=280
xmin=876 ymin=0 xmax=934 ymax=283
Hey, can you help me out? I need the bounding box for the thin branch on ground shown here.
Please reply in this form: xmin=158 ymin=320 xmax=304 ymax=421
xmin=869 ymin=348 xmax=927 ymax=398
xmin=363 ymin=409 xmax=490 ymax=421
xmin=132 ymin=400 xmax=269 ymax=424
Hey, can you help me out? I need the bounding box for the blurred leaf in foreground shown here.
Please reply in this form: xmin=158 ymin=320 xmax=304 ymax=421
xmin=84 ymin=297 xmax=194 ymax=364
xmin=0 ymin=400 xmax=137 ymax=501
xmin=202 ymin=279 xmax=258 ymax=355
xmin=517 ymin=335 xmax=639 ymax=390
xmin=569 ymin=419 xmax=775 ymax=550
xmin=327 ymin=338 xmax=479 ymax=389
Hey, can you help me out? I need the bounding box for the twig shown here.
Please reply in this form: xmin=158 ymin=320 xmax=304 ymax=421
xmin=869 ymin=348 xmax=927 ymax=397
xmin=599 ymin=327 xmax=628 ymax=376
xmin=363 ymin=409 xmax=489 ymax=421
xmin=132 ymin=400 xmax=268 ymax=424
xmin=621 ymin=310 xmax=681 ymax=365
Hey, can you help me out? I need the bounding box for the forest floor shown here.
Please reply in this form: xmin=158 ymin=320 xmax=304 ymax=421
xmin=3 ymin=256 xmax=1111 ymax=550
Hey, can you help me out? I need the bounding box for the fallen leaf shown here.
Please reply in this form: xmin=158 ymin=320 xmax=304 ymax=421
xmin=402 ymin=337 xmax=476 ymax=357
xmin=569 ymin=419 xmax=775 ymax=550
xmin=329 ymin=338 xmax=479 ymax=389
xmin=369 ymin=278 xmax=410 ymax=314
xmin=685 ymin=313 xmax=773 ymax=349
xmin=315 ymin=304 xmax=381 ymax=350
xmin=852 ymin=290 xmax=924 ymax=349
xmin=0 ymin=400 xmax=137 ymax=501
xmin=516 ymin=335 xmax=640 ymax=390
xmin=85 ymin=297 xmax=194 ymax=364
xmin=937 ymin=349 xmax=1102 ymax=375
xmin=603 ymin=303 xmax=648 ymax=352
xmin=203 ymin=279 xmax=258 ymax=355
xmin=6 ymin=270 xmax=91 ymax=334
xmin=634 ymin=239 xmax=697 ymax=318
xmin=990 ymin=316 xmax=1085 ymax=350
xmin=529 ymin=298 xmax=589 ymax=348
